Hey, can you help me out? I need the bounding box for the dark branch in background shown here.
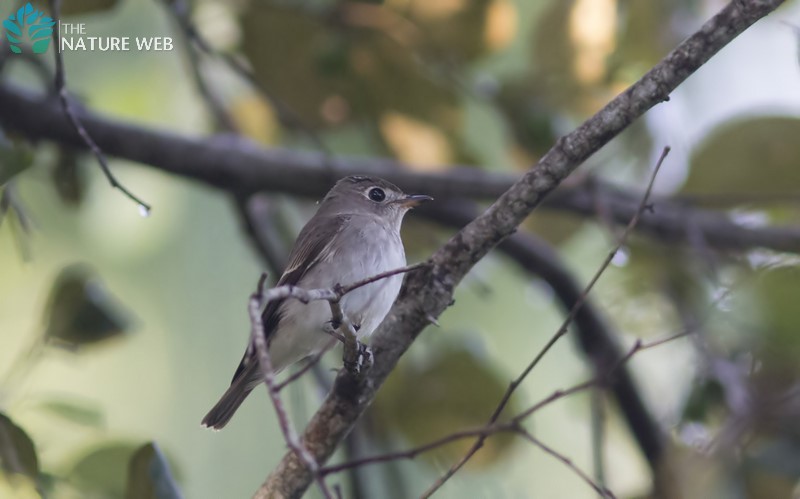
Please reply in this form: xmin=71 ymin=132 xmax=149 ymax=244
xmin=422 ymin=147 xmax=669 ymax=497
xmin=162 ymin=0 xmax=330 ymax=155
xmin=1 ymin=84 xmax=799 ymax=255
xmin=48 ymin=0 xmax=151 ymax=214
xmin=234 ymin=194 xmax=291 ymax=276
xmin=254 ymin=2 xmax=786 ymax=497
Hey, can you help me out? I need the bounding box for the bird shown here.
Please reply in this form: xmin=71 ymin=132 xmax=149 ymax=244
xmin=201 ymin=175 xmax=432 ymax=429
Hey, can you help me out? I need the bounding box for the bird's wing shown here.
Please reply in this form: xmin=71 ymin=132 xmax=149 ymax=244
xmin=231 ymin=214 xmax=351 ymax=383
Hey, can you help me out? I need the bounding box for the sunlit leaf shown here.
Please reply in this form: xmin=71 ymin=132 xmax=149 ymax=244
xmin=229 ymin=94 xmax=279 ymax=144
xmin=372 ymin=345 xmax=517 ymax=468
xmin=530 ymin=0 xmax=680 ymax=115
xmin=379 ymin=112 xmax=453 ymax=168
xmin=0 ymin=413 xmax=39 ymax=482
xmin=44 ymin=264 xmax=131 ymax=348
xmin=126 ymin=442 xmax=182 ymax=499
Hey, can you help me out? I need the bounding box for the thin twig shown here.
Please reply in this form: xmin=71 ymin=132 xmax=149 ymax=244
xmin=165 ymin=0 xmax=237 ymax=132
xmin=319 ymin=332 xmax=690 ymax=478
xmin=49 ymin=0 xmax=151 ymax=214
xmin=256 ymin=263 xmax=426 ymax=308
xmin=249 ymin=273 xmax=334 ymax=499
xmin=515 ymin=428 xmax=615 ymax=499
xmin=421 ymin=146 xmax=671 ymax=497
xmin=319 ymin=379 xmax=605 ymax=475
xmin=275 ymin=341 xmax=336 ymax=392
xmin=339 ymin=262 xmax=428 ymax=295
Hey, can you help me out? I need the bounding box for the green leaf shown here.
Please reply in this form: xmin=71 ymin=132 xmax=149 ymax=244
xmin=684 ymin=116 xmax=800 ymax=196
xmin=35 ymin=398 xmax=105 ymax=428
xmin=0 ymin=413 xmax=39 ymax=481
xmin=752 ymin=266 xmax=800 ymax=365
xmin=0 ymin=134 xmax=35 ymax=186
xmin=126 ymin=442 xmax=182 ymax=499
xmin=67 ymin=441 xmax=138 ymax=497
xmin=44 ymin=264 xmax=132 ymax=348
xmin=372 ymin=344 xmax=517 ymax=468
xmin=51 ymin=148 xmax=86 ymax=207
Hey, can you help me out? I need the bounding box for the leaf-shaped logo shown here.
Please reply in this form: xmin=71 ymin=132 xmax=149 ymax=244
xmin=3 ymin=3 xmax=56 ymax=54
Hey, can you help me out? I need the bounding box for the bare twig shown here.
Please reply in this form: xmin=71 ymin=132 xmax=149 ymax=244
xmin=165 ymin=0 xmax=237 ymax=132
xmin=421 ymin=147 xmax=671 ymax=497
xmin=317 ymin=379 xmax=594 ymax=476
xmin=516 ymin=428 xmax=615 ymax=499
xmin=48 ymin=0 xmax=151 ymax=214
xmin=319 ymin=333 xmax=687 ymax=480
xmin=275 ymin=342 xmax=336 ymax=392
xmin=253 ymin=263 xmax=426 ymax=309
xmin=338 ymin=262 xmax=428 ymax=295
xmin=249 ymin=273 xmax=334 ymax=499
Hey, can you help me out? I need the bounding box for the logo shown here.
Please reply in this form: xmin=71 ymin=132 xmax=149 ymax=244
xmin=3 ymin=3 xmax=55 ymax=54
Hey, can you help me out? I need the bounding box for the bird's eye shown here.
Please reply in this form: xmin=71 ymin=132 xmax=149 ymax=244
xmin=368 ymin=187 xmax=386 ymax=202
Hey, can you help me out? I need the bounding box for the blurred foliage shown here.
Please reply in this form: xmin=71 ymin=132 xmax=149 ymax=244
xmin=0 ymin=413 xmax=40 ymax=483
xmin=34 ymin=398 xmax=105 ymax=428
xmin=372 ymin=344 xmax=517 ymax=467
xmin=126 ymin=442 xmax=182 ymax=499
xmin=44 ymin=264 xmax=131 ymax=348
xmin=1 ymin=0 xmax=800 ymax=497
xmin=685 ymin=116 xmax=800 ymax=197
xmin=51 ymin=149 xmax=87 ymax=208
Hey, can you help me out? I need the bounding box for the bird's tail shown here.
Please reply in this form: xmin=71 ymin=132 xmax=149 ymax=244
xmin=201 ymin=362 xmax=260 ymax=430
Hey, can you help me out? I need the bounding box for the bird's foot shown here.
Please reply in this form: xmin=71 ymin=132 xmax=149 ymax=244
xmin=344 ymin=341 xmax=372 ymax=375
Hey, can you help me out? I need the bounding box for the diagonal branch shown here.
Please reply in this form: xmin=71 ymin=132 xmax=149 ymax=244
xmin=422 ymin=146 xmax=670 ymax=496
xmin=254 ymin=2 xmax=786 ymax=497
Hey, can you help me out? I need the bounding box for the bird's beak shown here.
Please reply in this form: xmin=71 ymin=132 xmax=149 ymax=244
xmin=397 ymin=194 xmax=433 ymax=208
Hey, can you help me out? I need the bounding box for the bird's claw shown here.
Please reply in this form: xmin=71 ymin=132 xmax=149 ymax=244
xmin=344 ymin=341 xmax=373 ymax=375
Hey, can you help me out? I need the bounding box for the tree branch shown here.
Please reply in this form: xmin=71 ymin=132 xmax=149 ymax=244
xmin=1 ymin=89 xmax=800 ymax=254
xmin=422 ymin=198 xmax=665 ymax=471
xmin=253 ymin=2 xmax=786 ymax=496
xmin=249 ymin=274 xmax=334 ymax=499
xmin=422 ymin=146 xmax=669 ymax=496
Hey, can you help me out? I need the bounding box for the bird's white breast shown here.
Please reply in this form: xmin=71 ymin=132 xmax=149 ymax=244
xmin=267 ymin=216 xmax=406 ymax=371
